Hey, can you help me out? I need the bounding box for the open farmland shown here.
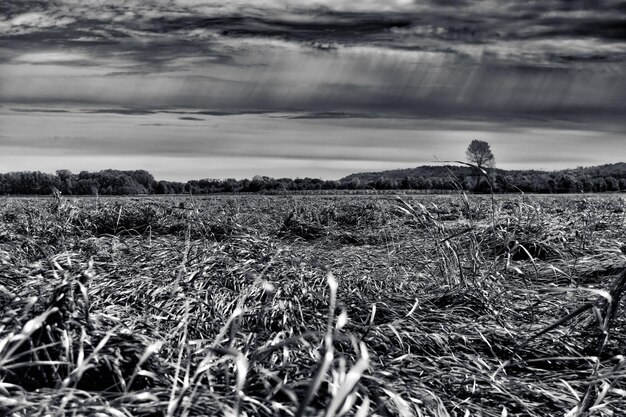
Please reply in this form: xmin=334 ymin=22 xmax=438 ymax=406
xmin=1 ymin=194 xmax=626 ymax=416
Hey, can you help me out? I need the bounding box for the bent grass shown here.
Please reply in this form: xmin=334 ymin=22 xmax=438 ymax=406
xmin=0 ymin=194 xmax=625 ymax=416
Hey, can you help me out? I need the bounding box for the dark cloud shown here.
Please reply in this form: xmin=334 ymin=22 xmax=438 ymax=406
xmin=420 ymin=0 xmax=474 ymax=7
xmin=541 ymin=18 xmax=626 ymax=41
xmin=82 ymin=108 xmax=156 ymax=115
xmin=3 ymin=0 xmax=624 ymax=65
xmin=1 ymin=0 xmax=625 ymax=157
xmin=507 ymin=0 xmax=626 ymax=14
xmin=10 ymin=108 xmax=70 ymax=113
xmin=103 ymin=70 xmax=153 ymax=77
xmin=0 ymin=0 xmax=52 ymax=16
xmin=192 ymin=110 xmax=273 ymax=116
xmin=6 ymin=106 xmax=280 ymax=118
xmin=288 ymin=111 xmax=377 ymax=119
xmin=548 ymin=52 xmax=625 ymax=63
xmin=210 ymin=13 xmax=412 ymax=43
xmin=86 ymin=109 xmax=277 ymax=117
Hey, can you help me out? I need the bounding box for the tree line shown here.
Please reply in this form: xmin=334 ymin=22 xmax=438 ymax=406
xmin=0 ymin=166 xmax=624 ymax=196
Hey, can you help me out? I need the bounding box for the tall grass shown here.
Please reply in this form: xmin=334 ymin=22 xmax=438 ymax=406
xmin=1 ymin=194 xmax=625 ymax=416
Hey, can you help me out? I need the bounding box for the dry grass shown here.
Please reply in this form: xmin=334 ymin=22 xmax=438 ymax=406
xmin=1 ymin=193 xmax=626 ymax=416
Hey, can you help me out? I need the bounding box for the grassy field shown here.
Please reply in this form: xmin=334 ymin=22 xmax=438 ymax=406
xmin=1 ymin=193 xmax=626 ymax=416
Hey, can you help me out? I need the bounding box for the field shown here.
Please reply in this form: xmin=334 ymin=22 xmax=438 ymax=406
xmin=1 ymin=193 xmax=626 ymax=416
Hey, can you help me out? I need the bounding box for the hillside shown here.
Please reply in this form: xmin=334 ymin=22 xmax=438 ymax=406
xmin=341 ymin=163 xmax=626 ymax=183
xmin=341 ymin=165 xmax=475 ymax=183
xmin=339 ymin=162 xmax=626 ymax=193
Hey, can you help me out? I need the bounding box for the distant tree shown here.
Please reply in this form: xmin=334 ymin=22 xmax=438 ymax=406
xmin=557 ymin=174 xmax=577 ymax=193
xmin=246 ymin=175 xmax=265 ymax=192
xmin=605 ymin=176 xmax=619 ymax=192
xmin=221 ymin=178 xmax=237 ymax=192
xmin=414 ymin=176 xmax=427 ymax=190
xmin=535 ymin=174 xmax=554 ymax=193
xmin=466 ymin=140 xmax=495 ymax=191
xmin=466 ymin=140 xmax=495 ymax=169
xmin=374 ymin=176 xmax=395 ymax=190
xmin=401 ymin=176 xmax=417 ymax=189
xmin=56 ymin=169 xmax=76 ymax=195
xmin=129 ymin=170 xmax=156 ymax=192
xmin=155 ymin=181 xmax=170 ymax=194
xmin=579 ymin=175 xmax=594 ymax=192
xmin=462 ymin=176 xmax=474 ymax=191
xmin=77 ymin=179 xmax=99 ymax=195
xmin=349 ymin=178 xmax=362 ymax=189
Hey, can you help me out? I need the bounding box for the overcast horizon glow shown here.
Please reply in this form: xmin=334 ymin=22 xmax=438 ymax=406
xmin=1 ymin=0 xmax=625 ymax=180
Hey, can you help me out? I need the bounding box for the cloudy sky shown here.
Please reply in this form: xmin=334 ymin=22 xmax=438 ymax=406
xmin=1 ymin=0 xmax=625 ymax=180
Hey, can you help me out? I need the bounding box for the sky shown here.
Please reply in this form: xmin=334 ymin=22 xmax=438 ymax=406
xmin=1 ymin=0 xmax=625 ymax=180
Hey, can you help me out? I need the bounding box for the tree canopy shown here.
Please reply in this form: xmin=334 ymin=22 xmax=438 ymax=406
xmin=466 ymin=140 xmax=495 ymax=169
